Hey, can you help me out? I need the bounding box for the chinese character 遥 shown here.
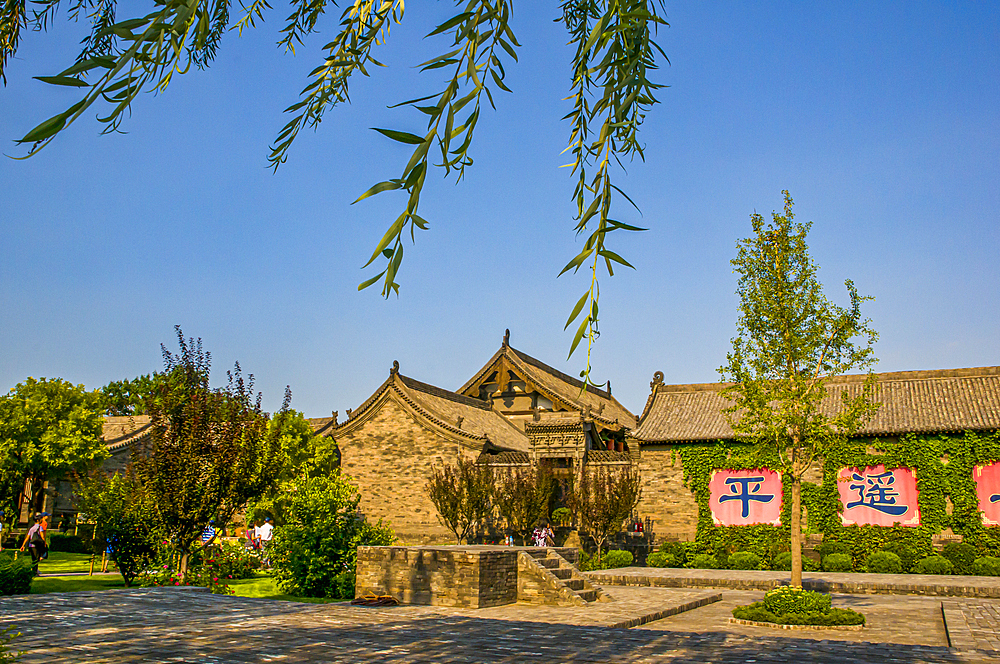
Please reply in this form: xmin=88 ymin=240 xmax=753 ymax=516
xmin=845 ymin=471 xmax=908 ymax=516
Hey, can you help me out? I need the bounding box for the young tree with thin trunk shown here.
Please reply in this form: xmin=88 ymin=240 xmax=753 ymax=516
xmin=719 ymin=191 xmax=880 ymax=587
xmin=427 ymin=457 xmax=494 ymax=544
xmin=571 ymin=464 xmax=641 ymax=563
xmin=137 ymin=327 xmax=291 ymax=577
xmin=493 ymin=465 xmax=555 ymax=546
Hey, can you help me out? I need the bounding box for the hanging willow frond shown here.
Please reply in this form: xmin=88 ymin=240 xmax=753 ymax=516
xmin=6 ymin=0 xmax=669 ymax=384
xmin=560 ymin=0 xmax=667 ymax=386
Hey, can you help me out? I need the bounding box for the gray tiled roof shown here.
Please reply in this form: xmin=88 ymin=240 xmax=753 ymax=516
xmin=632 ymin=367 xmax=1000 ymax=444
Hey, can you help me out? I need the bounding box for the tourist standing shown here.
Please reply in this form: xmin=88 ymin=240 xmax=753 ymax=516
xmin=258 ymin=517 xmax=274 ymax=567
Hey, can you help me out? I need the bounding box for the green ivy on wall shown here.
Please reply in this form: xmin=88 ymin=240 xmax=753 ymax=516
xmin=675 ymin=431 xmax=1000 ymax=570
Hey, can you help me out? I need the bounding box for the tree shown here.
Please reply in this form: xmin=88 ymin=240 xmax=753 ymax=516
xmin=426 ymin=457 xmax=494 ymax=544
xmin=1 ymin=1 xmax=669 ymax=382
xmin=247 ymin=410 xmax=339 ymax=526
xmin=571 ymin=464 xmax=640 ymax=562
xmin=0 ymin=377 xmax=106 ymax=519
xmin=135 ymin=327 xmax=292 ymax=576
xmin=269 ymin=473 xmax=395 ymax=599
xmin=73 ymin=466 xmax=160 ymax=586
xmin=99 ymin=374 xmax=159 ymax=416
xmin=493 ymin=465 xmax=554 ymax=545
xmin=719 ymin=191 xmax=880 ymax=587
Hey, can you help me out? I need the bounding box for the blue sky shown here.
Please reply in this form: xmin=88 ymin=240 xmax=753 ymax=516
xmin=1 ymin=1 xmax=998 ymax=418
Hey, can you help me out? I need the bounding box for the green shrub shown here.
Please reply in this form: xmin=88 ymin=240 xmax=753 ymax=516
xmin=770 ymin=552 xmax=819 ymax=572
xmin=657 ymin=541 xmax=697 ymax=567
xmin=942 ymin=542 xmax=978 ymax=575
xmin=48 ymin=533 xmax=92 ymax=554
xmin=333 ymin=570 xmax=356 ymax=599
xmin=600 ymin=550 xmax=634 ymax=569
xmin=204 ymin=543 xmax=261 ymax=580
xmin=815 ymin=541 xmax=850 ymax=558
xmin=732 ymin=603 xmax=865 ymax=626
xmin=0 ymin=556 xmax=33 ymax=595
xmin=881 ymin=543 xmax=921 ymax=574
xmin=762 ymin=586 xmax=831 ymax=614
xmin=728 ymin=551 xmax=762 ymax=570
xmin=912 ymin=555 xmax=954 ymax=575
xmin=645 ymin=551 xmax=675 ymax=568
xmin=864 ymin=551 xmax=903 ymax=574
xmin=269 ymin=473 xmax=396 ymax=599
xmin=688 ymin=553 xmax=718 ymax=569
xmin=822 ymin=553 xmax=853 ymax=572
xmin=972 ymin=556 xmax=1000 ymax=576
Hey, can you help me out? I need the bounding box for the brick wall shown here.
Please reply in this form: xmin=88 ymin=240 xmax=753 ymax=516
xmin=355 ymin=546 xmax=518 ymax=608
xmin=636 ymin=447 xmax=699 ymax=541
xmin=335 ymin=399 xmax=475 ymax=544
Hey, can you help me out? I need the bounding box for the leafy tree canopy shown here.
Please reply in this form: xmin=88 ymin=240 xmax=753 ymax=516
xmin=99 ymin=374 xmax=160 ymax=416
xmin=136 ymin=326 xmax=292 ymax=572
xmin=246 ymin=410 xmax=338 ymax=524
xmin=718 ymin=190 xmax=879 ymax=586
xmin=1 ymin=0 xmax=669 ymax=384
xmin=0 ymin=377 xmax=107 ymax=515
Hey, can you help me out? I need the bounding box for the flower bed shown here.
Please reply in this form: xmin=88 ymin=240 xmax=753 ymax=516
xmin=731 ymin=586 xmax=865 ymax=628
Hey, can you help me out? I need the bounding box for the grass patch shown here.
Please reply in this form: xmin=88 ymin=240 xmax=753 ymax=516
xmin=37 ymin=551 xmax=105 ymax=575
xmin=30 ymin=575 xmax=127 ymax=594
xmin=229 ymin=574 xmax=344 ymax=604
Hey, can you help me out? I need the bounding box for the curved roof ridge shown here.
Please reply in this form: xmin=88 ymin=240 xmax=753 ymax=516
xmin=391 ymin=377 xmax=490 ymax=443
xmin=398 ymin=374 xmax=491 ymax=410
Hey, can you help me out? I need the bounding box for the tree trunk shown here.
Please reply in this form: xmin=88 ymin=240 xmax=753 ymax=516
xmin=179 ymin=552 xmax=189 ymax=582
xmin=790 ymin=475 xmax=802 ymax=587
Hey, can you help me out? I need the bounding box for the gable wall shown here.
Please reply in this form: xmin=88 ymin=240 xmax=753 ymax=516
xmin=335 ymin=398 xmax=476 ymax=544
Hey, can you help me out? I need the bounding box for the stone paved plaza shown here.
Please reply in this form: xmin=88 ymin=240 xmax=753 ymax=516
xmin=2 ymin=586 xmax=999 ymax=663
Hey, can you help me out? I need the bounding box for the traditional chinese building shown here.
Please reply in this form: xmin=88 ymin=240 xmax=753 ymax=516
xmin=630 ymin=366 xmax=1000 ymax=539
xmin=306 ymin=331 xmax=637 ymax=543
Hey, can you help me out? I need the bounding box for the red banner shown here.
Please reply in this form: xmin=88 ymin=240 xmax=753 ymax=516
xmin=708 ymin=469 xmax=782 ymax=526
xmin=837 ymin=465 xmax=921 ymax=527
xmin=974 ymin=462 xmax=1000 ymax=527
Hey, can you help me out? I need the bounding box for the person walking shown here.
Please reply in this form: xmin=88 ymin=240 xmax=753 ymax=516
xmin=19 ymin=513 xmax=49 ymax=576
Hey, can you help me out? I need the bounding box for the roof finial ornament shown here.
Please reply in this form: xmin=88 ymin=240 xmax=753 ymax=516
xmin=607 ymin=380 xmax=612 ymax=396
xmin=503 ymin=329 xmax=510 ymax=347
xmin=582 ymin=405 xmax=592 ymax=421
xmin=332 ymin=410 xmax=338 ymax=425
xmin=391 ymin=360 xmax=399 ymax=375
xmin=651 ymin=371 xmax=664 ymax=390
xmin=346 ymin=407 xmax=353 ymax=418
xmin=456 ymin=416 xmax=464 ymax=429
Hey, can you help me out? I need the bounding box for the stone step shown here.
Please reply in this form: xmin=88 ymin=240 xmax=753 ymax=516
xmin=539 ymin=558 xmax=560 ymax=569
xmin=576 ymin=589 xmax=599 ymax=602
xmin=565 ymin=578 xmax=585 ymax=591
xmin=551 ymin=567 xmax=572 ymax=580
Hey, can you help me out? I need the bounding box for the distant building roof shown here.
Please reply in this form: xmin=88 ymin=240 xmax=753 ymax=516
xmin=102 ymin=415 xmax=152 ymax=452
xmin=631 ymin=366 xmax=1000 ymax=444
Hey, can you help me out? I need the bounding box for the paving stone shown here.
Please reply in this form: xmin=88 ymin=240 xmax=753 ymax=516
xmin=0 ymin=587 xmax=993 ymax=663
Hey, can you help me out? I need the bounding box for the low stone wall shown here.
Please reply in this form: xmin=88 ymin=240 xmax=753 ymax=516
xmin=355 ymin=545 xmax=579 ymax=608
